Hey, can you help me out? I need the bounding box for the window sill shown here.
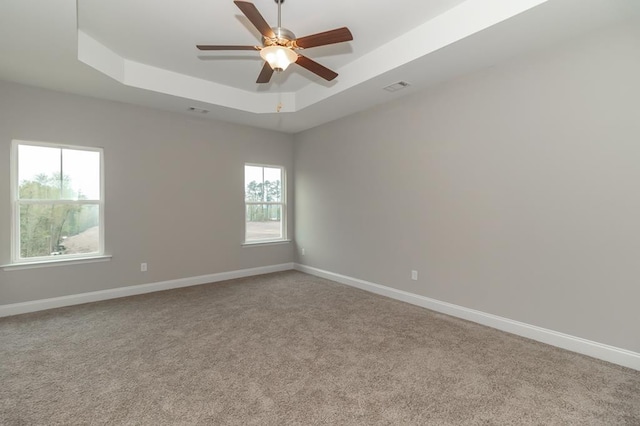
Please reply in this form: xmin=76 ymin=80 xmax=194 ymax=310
xmin=242 ymin=239 xmax=291 ymax=247
xmin=1 ymin=255 xmax=112 ymax=271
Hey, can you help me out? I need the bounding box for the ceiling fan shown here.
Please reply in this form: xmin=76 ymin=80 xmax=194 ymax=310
xmin=197 ymin=0 xmax=353 ymax=83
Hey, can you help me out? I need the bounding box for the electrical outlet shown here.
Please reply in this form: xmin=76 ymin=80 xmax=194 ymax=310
xmin=141 ymin=263 xmax=148 ymax=272
xmin=301 ymin=248 xmax=306 ymax=256
xmin=411 ymin=270 xmax=418 ymax=281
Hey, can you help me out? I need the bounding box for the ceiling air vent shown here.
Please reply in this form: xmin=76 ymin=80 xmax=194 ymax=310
xmin=383 ymin=81 xmax=411 ymax=92
xmin=188 ymin=107 xmax=209 ymax=114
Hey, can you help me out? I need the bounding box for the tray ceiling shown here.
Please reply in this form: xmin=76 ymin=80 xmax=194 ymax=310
xmin=1 ymin=0 xmax=638 ymax=132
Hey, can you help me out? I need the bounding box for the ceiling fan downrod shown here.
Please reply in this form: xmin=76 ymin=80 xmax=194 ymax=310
xmin=270 ymin=0 xmax=295 ymax=49
xmin=275 ymin=0 xmax=283 ymax=28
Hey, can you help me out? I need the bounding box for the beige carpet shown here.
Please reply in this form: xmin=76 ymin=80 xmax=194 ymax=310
xmin=1 ymin=271 xmax=639 ymax=425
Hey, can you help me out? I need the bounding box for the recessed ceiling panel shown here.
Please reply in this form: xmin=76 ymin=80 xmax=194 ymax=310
xmin=1 ymin=0 xmax=638 ymax=132
xmin=78 ymin=0 xmax=467 ymax=92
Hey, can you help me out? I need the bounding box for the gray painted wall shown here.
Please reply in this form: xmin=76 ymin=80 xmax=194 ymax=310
xmin=1 ymin=22 xmax=638 ymax=355
xmin=294 ymin=24 xmax=640 ymax=353
xmin=0 ymin=81 xmax=294 ymax=304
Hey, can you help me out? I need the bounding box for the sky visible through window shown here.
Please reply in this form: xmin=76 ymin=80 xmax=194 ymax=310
xmin=18 ymin=144 xmax=101 ymax=200
xmin=245 ymin=165 xmax=281 ymax=195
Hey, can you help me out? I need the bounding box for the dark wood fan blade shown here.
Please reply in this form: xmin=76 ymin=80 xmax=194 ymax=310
xmin=196 ymin=45 xmax=259 ymax=51
xmin=234 ymin=1 xmax=275 ymax=39
xmin=295 ymin=55 xmax=338 ymax=81
xmin=294 ymin=27 xmax=353 ymax=49
xmin=256 ymin=62 xmax=274 ymax=83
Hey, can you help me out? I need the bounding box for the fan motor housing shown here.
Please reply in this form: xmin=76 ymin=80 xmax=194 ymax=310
xmin=264 ymin=27 xmax=296 ymax=47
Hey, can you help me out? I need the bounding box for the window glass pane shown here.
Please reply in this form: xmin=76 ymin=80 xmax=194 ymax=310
xmin=245 ymin=165 xmax=264 ymax=201
xmin=18 ymin=145 xmax=62 ymax=200
xmin=244 ymin=164 xmax=284 ymax=242
xmin=62 ymin=149 xmax=100 ymax=200
xmin=263 ymin=167 xmax=282 ymax=202
xmin=19 ymin=204 xmax=100 ymax=258
xmin=245 ymin=204 xmax=282 ymax=241
xmin=244 ymin=166 xmax=282 ymax=203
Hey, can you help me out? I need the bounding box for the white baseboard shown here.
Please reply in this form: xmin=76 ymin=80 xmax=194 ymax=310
xmin=4 ymin=262 xmax=638 ymax=371
xmin=0 ymin=263 xmax=294 ymax=318
xmin=295 ymin=263 xmax=640 ymax=371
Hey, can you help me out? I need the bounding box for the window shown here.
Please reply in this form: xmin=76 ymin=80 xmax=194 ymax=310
xmin=244 ymin=164 xmax=285 ymax=243
xmin=11 ymin=141 xmax=104 ymax=263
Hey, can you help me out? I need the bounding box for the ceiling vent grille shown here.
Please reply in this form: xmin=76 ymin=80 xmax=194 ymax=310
xmin=383 ymin=81 xmax=411 ymax=92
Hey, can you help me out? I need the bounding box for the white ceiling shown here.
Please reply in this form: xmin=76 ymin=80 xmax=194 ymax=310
xmin=1 ymin=0 xmax=639 ymax=133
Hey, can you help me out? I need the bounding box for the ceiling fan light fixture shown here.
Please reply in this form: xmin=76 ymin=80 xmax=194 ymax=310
xmin=197 ymin=1 xmax=353 ymax=83
xmin=260 ymin=45 xmax=297 ymax=72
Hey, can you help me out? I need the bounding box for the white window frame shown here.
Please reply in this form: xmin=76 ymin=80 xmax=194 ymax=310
xmin=243 ymin=163 xmax=287 ymax=245
xmin=8 ymin=140 xmax=106 ymax=266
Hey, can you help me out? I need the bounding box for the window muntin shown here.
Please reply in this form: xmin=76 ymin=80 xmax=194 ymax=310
xmin=12 ymin=141 xmax=104 ymax=262
xmin=244 ymin=164 xmax=285 ymax=243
